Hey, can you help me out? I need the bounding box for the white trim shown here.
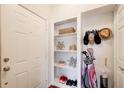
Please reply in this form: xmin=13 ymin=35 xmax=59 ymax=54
xmin=18 ymin=4 xmax=47 ymax=21
xmin=77 ymin=14 xmax=82 ymax=88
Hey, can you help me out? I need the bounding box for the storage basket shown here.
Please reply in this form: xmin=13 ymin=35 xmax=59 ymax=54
xmin=59 ymin=27 xmax=76 ymax=34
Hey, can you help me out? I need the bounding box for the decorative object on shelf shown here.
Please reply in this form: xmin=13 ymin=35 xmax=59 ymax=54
xmin=67 ymin=57 xmax=77 ymax=68
xmin=54 ymin=18 xmax=78 ymax=88
xmin=81 ymin=48 xmax=98 ymax=88
xmin=59 ymin=27 xmax=76 ymax=34
xmin=56 ymin=41 xmax=65 ymax=50
xmin=58 ymin=60 xmax=66 ymax=66
xmin=69 ymin=44 xmax=77 ymax=50
xmin=59 ymin=75 xmax=68 ymax=84
xmin=99 ymin=28 xmax=112 ymax=40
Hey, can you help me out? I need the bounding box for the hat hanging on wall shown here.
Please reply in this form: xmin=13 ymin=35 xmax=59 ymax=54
xmin=99 ymin=28 xmax=112 ymax=40
xmin=83 ymin=31 xmax=89 ymax=45
xmin=94 ymin=30 xmax=101 ymax=44
xmin=88 ymin=32 xmax=94 ymax=45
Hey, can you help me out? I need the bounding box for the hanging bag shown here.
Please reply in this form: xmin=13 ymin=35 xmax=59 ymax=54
xmin=81 ymin=48 xmax=98 ymax=88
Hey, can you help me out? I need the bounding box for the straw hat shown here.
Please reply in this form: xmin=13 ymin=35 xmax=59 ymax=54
xmin=99 ymin=28 xmax=112 ymax=39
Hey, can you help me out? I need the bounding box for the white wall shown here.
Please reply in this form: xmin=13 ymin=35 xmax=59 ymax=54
xmin=51 ymin=4 xmax=108 ymax=21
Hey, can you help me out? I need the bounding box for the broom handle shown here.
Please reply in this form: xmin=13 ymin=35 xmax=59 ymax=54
xmin=105 ymin=58 xmax=107 ymax=67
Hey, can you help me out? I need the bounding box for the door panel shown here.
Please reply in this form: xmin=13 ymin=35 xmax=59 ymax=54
xmin=16 ymin=33 xmax=28 ymax=62
xmin=116 ymin=4 xmax=124 ymax=88
xmin=118 ymin=27 xmax=124 ymax=61
xmin=117 ymin=70 xmax=124 ymax=88
xmin=16 ymin=72 xmax=28 ymax=88
xmin=1 ymin=5 xmax=48 ymax=88
xmin=30 ymin=67 xmax=41 ymax=87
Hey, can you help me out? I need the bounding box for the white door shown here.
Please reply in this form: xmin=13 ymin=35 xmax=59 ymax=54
xmin=0 ymin=5 xmax=48 ymax=88
xmin=116 ymin=4 xmax=124 ymax=88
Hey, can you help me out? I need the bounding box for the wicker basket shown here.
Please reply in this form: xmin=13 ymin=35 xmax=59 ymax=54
xmin=59 ymin=27 xmax=76 ymax=34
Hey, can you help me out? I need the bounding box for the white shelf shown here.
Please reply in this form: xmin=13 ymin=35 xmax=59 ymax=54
xmin=50 ymin=78 xmax=76 ymax=88
xmin=54 ymin=50 xmax=77 ymax=53
xmin=54 ymin=32 xmax=77 ymax=37
xmin=53 ymin=17 xmax=78 ymax=88
xmin=54 ymin=63 xmax=76 ymax=70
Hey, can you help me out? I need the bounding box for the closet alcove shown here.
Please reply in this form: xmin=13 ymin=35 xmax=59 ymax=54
xmin=81 ymin=5 xmax=115 ymax=88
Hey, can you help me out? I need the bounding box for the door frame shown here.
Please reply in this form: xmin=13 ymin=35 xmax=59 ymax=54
xmin=114 ymin=4 xmax=124 ymax=88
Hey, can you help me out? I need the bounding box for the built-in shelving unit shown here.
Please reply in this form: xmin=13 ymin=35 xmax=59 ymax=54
xmin=51 ymin=17 xmax=81 ymax=88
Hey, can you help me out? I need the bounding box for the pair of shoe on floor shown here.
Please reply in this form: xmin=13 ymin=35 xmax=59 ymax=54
xmin=66 ymin=79 xmax=77 ymax=87
xmin=59 ymin=75 xmax=77 ymax=87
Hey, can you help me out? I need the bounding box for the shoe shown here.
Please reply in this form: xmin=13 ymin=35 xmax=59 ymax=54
xmin=59 ymin=75 xmax=68 ymax=84
xmin=66 ymin=79 xmax=71 ymax=85
xmin=69 ymin=80 xmax=73 ymax=86
xmin=72 ymin=80 xmax=77 ymax=87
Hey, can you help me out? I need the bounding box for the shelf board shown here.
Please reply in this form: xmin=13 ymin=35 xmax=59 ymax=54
xmin=54 ymin=63 xmax=76 ymax=70
xmin=54 ymin=17 xmax=77 ymax=26
xmin=54 ymin=32 xmax=77 ymax=37
xmin=54 ymin=50 xmax=77 ymax=53
xmin=50 ymin=78 xmax=77 ymax=88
